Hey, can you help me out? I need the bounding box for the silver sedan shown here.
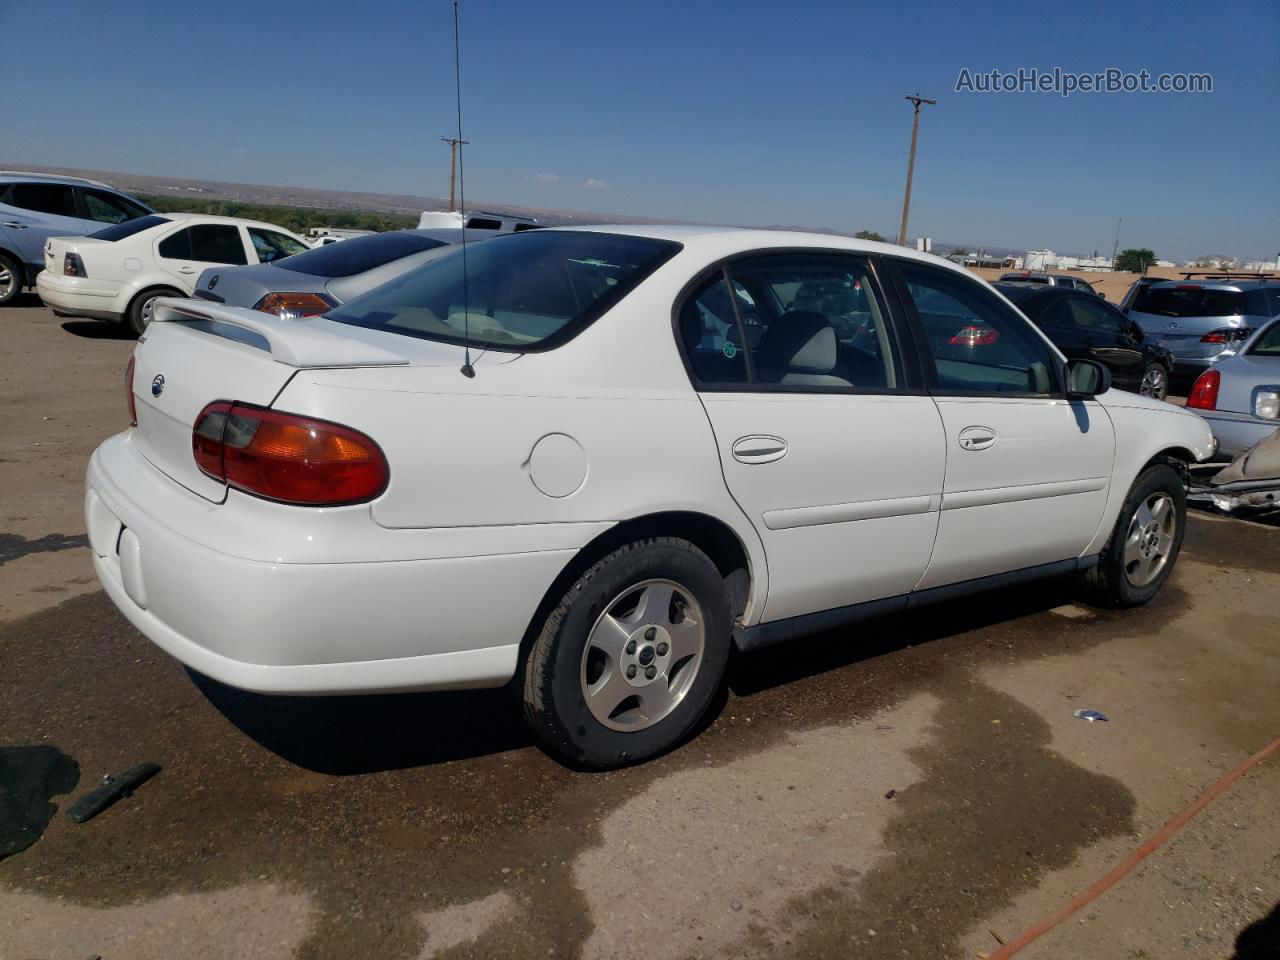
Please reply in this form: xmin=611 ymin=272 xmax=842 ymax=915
xmin=1186 ymin=317 xmax=1280 ymax=457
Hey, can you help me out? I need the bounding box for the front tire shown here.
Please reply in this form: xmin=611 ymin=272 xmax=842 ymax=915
xmin=1139 ymin=363 xmax=1170 ymax=401
xmin=1079 ymin=462 xmax=1186 ymax=607
xmin=522 ymin=538 xmax=731 ymax=769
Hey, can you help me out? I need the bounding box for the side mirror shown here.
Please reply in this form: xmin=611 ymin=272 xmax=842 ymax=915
xmin=1067 ymin=358 xmax=1111 ymax=398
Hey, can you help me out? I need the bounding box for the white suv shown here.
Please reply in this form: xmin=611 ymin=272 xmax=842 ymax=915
xmin=37 ymin=213 xmax=308 ymax=334
xmin=86 ymin=227 xmax=1214 ymax=768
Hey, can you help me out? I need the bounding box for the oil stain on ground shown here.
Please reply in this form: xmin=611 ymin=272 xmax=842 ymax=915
xmin=0 ymin=746 xmax=79 ymax=861
xmin=0 ymin=532 xmax=89 ymax=567
xmin=0 ymin=561 xmax=1197 ymax=959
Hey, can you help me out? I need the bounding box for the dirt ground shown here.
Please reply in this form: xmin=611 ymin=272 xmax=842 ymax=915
xmin=967 ymin=264 xmax=1201 ymax=304
xmin=1 ymin=296 xmax=1277 ymax=960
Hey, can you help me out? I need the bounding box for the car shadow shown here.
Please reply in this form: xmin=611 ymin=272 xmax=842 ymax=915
xmin=60 ymin=319 xmax=135 ymax=340
xmin=191 ymin=578 xmax=1085 ymax=775
xmin=188 ymin=670 xmax=533 ymax=775
xmin=727 ymin=575 xmax=1078 ymax=697
xmin=1233 ymin=899 xmax=1280 ymax=959
xmin=5 ymin=292 xmax=45 ymax=309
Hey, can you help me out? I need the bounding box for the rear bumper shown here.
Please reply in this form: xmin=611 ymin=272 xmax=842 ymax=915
xmin=36 ymin=271 xmax=126 ymax=318
xmin=86 ymin=432 xmax=585 ymax=695
xmin=1195 ymin=409 xmax=1279 ymax=459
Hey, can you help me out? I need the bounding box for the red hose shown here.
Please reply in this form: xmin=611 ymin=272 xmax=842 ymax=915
xmin=987 ymin=735 xmax=1280 ymax=959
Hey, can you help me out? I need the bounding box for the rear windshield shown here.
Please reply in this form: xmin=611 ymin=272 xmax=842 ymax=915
xmin=1001 ymin=274 xmax=1048 ymax=284
xmin=327 ymin=231 xmax=681 ymax=351
xmin=277 ymin=231 xmax=449 ymax=278
xmin=89 ymin=215 xmax=170 ymax=242
xmin=1249 ymin=320 xmax=1280 ymax=356
xmin=1131 ymin=286 xmax=1246 ymax=318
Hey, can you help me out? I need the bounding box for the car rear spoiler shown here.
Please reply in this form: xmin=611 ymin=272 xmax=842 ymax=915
xmin=149 ymin=298 xmax=409 ymax=368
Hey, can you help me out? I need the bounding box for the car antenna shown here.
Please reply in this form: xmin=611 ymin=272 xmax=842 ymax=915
xmin=453 ymin=1 xmax=476 ymax=378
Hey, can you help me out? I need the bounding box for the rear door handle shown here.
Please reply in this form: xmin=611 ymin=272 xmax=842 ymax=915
xmin=732 ymin=435 xmax=788 ymax=464
xmin=957 ymin=426 xmax=997 ymax=451
xmin=2 ymin=221 xmax=27 ymax=229
xmin=178 ymin=266 xmax=196 ymax=274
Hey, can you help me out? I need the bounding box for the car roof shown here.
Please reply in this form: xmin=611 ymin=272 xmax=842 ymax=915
xmin=149 ymin=212 xmax=300 ymax=232
xmin=993 ymin=282 xmax=1081 ymax=302
xmin=1146 ymin=277 xmax=1279 ymax=291
xmin=550 ymin=224 xmax=980 ymax=274
xmin=0 ymin=170 xmax=118 ymax=189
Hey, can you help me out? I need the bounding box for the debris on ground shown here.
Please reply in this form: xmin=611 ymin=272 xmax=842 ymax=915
xmin=66 ymin=763 xmax=161 ymax=824
xmin=0 ymin=745 xmax=80 ymax=860
xmin=1073 ymin=709 xmax=1110 ymax=722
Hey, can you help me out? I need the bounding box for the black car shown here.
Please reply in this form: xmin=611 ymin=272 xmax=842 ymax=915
xmin=994 ymin=282 xmax=1174 ymax=399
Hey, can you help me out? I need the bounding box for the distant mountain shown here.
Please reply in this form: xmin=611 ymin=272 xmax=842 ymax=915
xmin=2 ymin=162 xmax=1035 ymax=256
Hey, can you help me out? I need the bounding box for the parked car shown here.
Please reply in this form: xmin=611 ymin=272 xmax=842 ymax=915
xmin=88 ymin=228 xmax=1213 ymax=769
xmin=418 ymin=209 xmax=541 ymax=231
xmin=995 ymin=282 xmax=1175 ymax=399
xmin=1185 ymin=316 xmax=1280 ymax=457
xmin=998 ymin=271 xmax=1101 ymax=295
xmin=36 ymin=213 xmax=309 ymax=334
xmin=0 ymin=171 xmax=154 ymax=306
xmin=1125 ymin=276 xmax=1280 ymax=380
xmin=193 ymin=228 xmax=487 ymax=318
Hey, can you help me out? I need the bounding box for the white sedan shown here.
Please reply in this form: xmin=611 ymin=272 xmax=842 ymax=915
xmin=37 ymin=212 xmax=308 ymax=334
xmin=86 ymin=227 xmax=1214 ymax=768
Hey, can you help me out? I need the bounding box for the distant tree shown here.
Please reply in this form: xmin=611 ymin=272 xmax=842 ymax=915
xmin=854 ymin=229 xmax=886 ymax=242
xmin=1114 ymin=248 xmax=1158 ymax=273
xmin=136 ymin=194 xmax=418 ymax=235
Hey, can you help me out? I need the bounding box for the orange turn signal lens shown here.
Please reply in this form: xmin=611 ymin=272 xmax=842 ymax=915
xmin=252 ymin=292 xmax=336 ymax=319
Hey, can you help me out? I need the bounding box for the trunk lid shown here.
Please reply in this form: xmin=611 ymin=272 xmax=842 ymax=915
xmin=43 ymin=235 xmax=106 ymax=275
xmin=129 ymin=298 xmax=511 ymax=502
xmin=130 ymin=299 xmax=414 ymax=502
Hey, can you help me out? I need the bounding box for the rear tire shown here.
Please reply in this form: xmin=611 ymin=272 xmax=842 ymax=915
xmin=521 ymin=537 xmax=731 ymax=769
xmin=127 ymin=287 xmax=181 ymax=336
xmin=0 ymin=254 xmax=21 ymax=307
xmin=1079 ymin=462 xmax=1186 ymax=607
xmin=1139 ymin=363 xmax=1170 ymax=401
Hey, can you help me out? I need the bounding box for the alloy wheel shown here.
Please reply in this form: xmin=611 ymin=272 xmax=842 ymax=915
xmin=579 ymin=579 xmax=706 ymax=732
xmin=1123 ymin=492 xmax=1176 ymax=587
xmin=0 ymin=263 xmax=14 ymax=302
xmin=1140 ymin=366 xmax=1168 ymax=400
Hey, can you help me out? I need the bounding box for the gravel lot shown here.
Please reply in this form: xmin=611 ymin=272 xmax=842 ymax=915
xmin=1 ymin=296 xmax=1277 ymax=960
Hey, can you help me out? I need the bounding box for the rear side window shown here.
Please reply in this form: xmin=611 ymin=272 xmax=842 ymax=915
xmin=679 ymin=255 xmax=898 ymax=390
xmin=9 ymin=183 xmax=77 ymax=217
xmin=90 ymin=215 xmax=170 ymax=241
xmin=82 ymin=187 xmax=150 ymax=223
xmin=899 ymin=262 xmax=1057 ymax=395
xmin=248 ymin=228 xmax=308 ymax=263
xmin=328 ymin=231 xmax=680 ymax=351
xmin=278 ymin=231 xmax=448 ymax=278
xmin=465 ymin=217 xmax=503 ymax=230
xmin=1247 ymin=319 xmax=1280 ymax=357
xmin=158 ymin=225 xmax=247 ymax=265
xmin=1131 ymin=286 xmax=1246 ymax=317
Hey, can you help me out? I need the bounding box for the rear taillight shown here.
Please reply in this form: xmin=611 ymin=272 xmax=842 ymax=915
xmin=192 ymin=402 xmax=388 ymax=506
xmin=1186 ymin=369 xmax=1220 ymax=410
xmin=125 ymin=356 xmax=138 ymax=426
xmin=63 ymin=252 xmax=86 ymax=277
xmin=949 ymin=324 xmax=1000 ymax=346
xmin=252 ymin=292 xmax=336 ymax=319
xmin=1199 ymin=327 xmax=1252 ymax=344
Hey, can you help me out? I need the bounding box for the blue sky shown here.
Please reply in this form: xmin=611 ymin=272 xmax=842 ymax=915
xmin=7 ymin=0 xmax=1279 ymax=261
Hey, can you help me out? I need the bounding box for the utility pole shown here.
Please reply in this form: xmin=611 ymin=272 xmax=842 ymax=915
xmin=1110 ymin=217 xmax=1122 ymax=268
xmin=897 ymin=94 xmax=936 ymax=247
xmin=441 ymin=136 xmax=469 ymax=212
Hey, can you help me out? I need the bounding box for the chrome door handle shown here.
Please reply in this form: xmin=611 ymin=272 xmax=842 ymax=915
xmin=957 ymin=426 xmax=997 ymax=451
xmin=2 ymin=221 xmax=27 ymax=229
xmin=732 ymin=435 xmax=788 ymax=464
